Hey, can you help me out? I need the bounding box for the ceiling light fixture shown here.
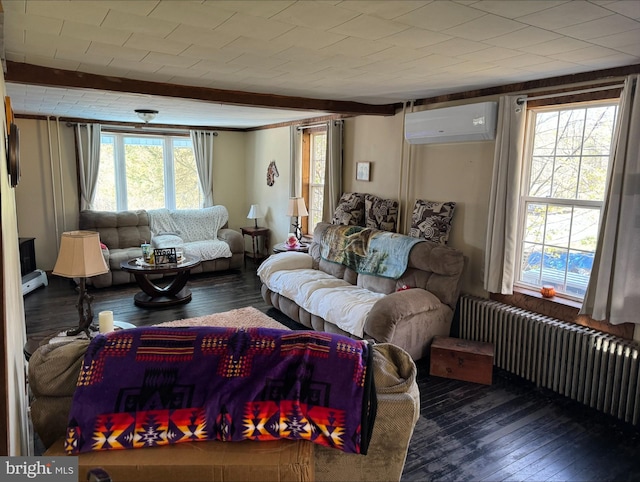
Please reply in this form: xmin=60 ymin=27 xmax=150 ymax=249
xmin=134 ymin=109 xmax=158 ymax=123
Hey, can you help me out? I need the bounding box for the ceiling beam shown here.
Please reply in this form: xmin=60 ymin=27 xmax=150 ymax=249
xmin=4 ymin=61 xmax=398 ymax=117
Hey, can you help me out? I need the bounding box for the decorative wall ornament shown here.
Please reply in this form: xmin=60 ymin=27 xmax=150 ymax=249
xmin=267 ymin=160 xmax=279 ymax=186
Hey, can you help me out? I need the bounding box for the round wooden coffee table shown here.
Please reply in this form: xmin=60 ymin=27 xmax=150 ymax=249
xmin=120 ymin=256 xmax=201 ymax=308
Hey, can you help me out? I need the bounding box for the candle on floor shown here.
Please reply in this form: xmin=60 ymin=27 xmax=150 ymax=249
xmin=99 ymin=310 xmax=114 ymax=333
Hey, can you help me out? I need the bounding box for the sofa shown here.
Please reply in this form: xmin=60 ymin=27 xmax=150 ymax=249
xmin=79 ymin=206 xmax=243 ymax=288
xmin=259 ymin=222 xmax=465 ymax=360
xmin=30 ymin=338 xmax=419 ymax=482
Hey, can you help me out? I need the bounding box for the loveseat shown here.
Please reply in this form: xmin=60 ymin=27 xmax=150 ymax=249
xmin=30 ymin=337 xmax=419 ymax=482
xmin=79 ymin=206 xmax=243 ymax=288
xmin=259 ymin=222 xmax=465 ymax=360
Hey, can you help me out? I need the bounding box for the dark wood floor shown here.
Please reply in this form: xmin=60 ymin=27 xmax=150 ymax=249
xmin=24 ymin=266 xmax=640 ymax=481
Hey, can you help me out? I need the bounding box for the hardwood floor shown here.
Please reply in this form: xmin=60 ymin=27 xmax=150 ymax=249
xmin=24 ymin=266 xmax=640 ymax=481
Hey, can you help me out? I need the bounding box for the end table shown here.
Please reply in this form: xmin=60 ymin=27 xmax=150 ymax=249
xmin=241 ymin=226 xmax=270 ymax=265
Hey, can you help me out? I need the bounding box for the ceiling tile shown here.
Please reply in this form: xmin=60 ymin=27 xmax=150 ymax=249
xmin=205 ymin=0 xmax=297 ymax=19
xmin=190 ymin=59 xmax=246 ymax=75
xmin=222 ymin=36 xmax=291 ymax=57
xmin=24 ymin=54 xmax=81 ymax=71
xmin=515 ymin=2 xmax=612 ymax=29
xmin=124 ymin=33 xmax=189 ymax=56
xmin=77 ymin=63 xmax=132 ymax=78
xmin=395 ymin=1 xmax=486 ymax=31
xmin=55 ymin=49 xmax=113 ymax=67
xmin=482 ymin=26 xmax=562 ymax=49
xmin=383 ymin=27 xmax=452 ymax=49
xmin=422 ymin=37 xmax=488 ymax=56
xmin=165 ymin=24 xmax=238 ymax=49
xmin=613 ymin=43 xmax=640 ymax=56
xmin=227 ymin=52 xmax=289 ymax=69
xmin=213 ymin=12 xmax=296 ymax=41
xmin=468 ymin=0 xmax=568 ymax=18
xmin=25 ymin=0 xmax=109 ymax=25
xmin=329 ymin=14 xmax=410 ymax=40
xmin=142 ymin=52 xmax=199 ymax=69
xmin=364 ymin=46 xmax=429 ymax=63
xmin=272 ymin=46 xmax=333 ymax=64
xmin=272 ymin=26 xmax=346 ymax=50
xmin=443 ymin=14 xmax=527 ymax=41
xmin=491 ymin=53 xmax=554 ymax=69
xmin=519 ymin=37 xmax=592 ymax=55
xmin=108 ymin=58 xmax=163 ymax=73
xmin=573 ymin=52 xmax=639 ymax=68
xmin=402 ymin=53 xmax=465 ymax=72
xmin=7 ymin=11 xmax=63 ymax=36
xmin=5 ymin=52 xmax=27 ymax=63
xmin=180 ymin=45 xmax=242 ymax=63
xmin=596 ymin=0 xmax=640 ymax=20
xmin=101 ymin=9 xmax=177 ymax=37
xmin=337 ymin=0 xmax=426 ymax=20
xmin=550 ymin=45 xmax=622 ymax=62
xmin=87 ymin=42 xmax=148 ymax=62
xmin=590 ymin=29 xmax=640 ymax=49
xmin=61 ymin=20 xmax=131 ymax=46
xmin=557 ymin=14 xmax=640 ymax=40
xmin=149 ymin=1 xmax=234 ymax=29
xmin=272 ymin=2 xmax=361 ymax=29
xmin=442 ymin=60 xmax=497 ymax=74
xmin=458 ymin=46 xmax=521 ymax=62
xmin=2 ymin=1 xmax=26 ymax=14
xmin=25 ymin=31 xmax=91 ymax=53
xmin=321 ymin=37 xmax=392 ymax=57
xmin=98 ymin=1 xmax=161 ymax=17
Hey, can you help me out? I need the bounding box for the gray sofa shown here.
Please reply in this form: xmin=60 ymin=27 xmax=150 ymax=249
xmin=79 ymin=208 xmax=243 ymax=288
xmin=260 ymin=222 xmax=465 ymax=360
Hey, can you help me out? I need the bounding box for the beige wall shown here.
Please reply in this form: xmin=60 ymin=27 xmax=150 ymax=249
xmin=245 ymin=127 xmax=292 ymax=249
xmin=344 ymin=109 xmax=495 ymax=297
xmin=1 ymin=75 xmax=29 ymax=454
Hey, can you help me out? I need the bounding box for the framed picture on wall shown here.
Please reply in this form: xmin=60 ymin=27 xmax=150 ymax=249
xmin=356 ymin=162 xmax=370 ymax=181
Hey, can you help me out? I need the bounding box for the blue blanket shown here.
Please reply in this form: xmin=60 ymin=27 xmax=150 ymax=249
xmin=65 ymin=327 xmax=376 ymax=455
xmin=321 ymin=225 xmax=423 ymax=279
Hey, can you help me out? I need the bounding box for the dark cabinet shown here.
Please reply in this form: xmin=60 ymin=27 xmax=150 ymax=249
xmin=19 ymin=237 xmax=36 ymax=275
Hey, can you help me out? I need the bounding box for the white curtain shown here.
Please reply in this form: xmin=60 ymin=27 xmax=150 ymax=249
xmin=76 ymin=123 xmax=101 ymax=210
xmin=580 ymin=75 xmax=640 ymax=325
xmin=189 ymin=130 xmax=215 ymax=207
xmin=290 ymin=125 xmax=303 ymax=197
xmin=483 ymin=96 xmax=528 ymax=294
xmin=322 ymin=120 xmax=343 ymax=222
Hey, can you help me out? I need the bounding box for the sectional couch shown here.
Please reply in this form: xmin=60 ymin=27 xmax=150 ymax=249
xmin=259 ymin=222 xmax=465 ymax=360
xmin=79 ymin=206 xmax=243 ymax=288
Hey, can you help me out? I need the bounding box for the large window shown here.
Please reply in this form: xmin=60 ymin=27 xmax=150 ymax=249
xmin=517 ymin=102 xmax=618 ymax=300
xmin=93 ymin=133 xmax=201 ymax=211
xmin=308 ymin=131 xmax=326 ymax=233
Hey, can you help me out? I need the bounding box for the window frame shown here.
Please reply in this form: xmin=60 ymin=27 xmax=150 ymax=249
xmin=514 ymin=99 xmax=619 ymax=302
xmin=301 ymin=126 xmax=327 ymax=236
xmin=97 ymin=131 xmax=200 ymax=211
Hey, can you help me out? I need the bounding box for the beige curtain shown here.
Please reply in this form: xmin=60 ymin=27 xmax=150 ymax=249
xmin=76 ymin=123 xmax=102 ymax=210
xmin=189 ymin=130 xmax=215 ymax=207
xmin=580 ymin=75 xmax=640 ymax=325
xmin=483 ymin=96 xmax=528 ymax=294
xmin=290 ymin=125 xmax=303 ymax=197
xmin=322 ymin=120 xmax=343 ymax=221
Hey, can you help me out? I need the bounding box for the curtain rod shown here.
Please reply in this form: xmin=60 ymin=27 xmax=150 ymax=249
xmin=517 ymin=83 xmax=625 ymax=104
xmin=297 ymin=123 xmax=328 ymax=130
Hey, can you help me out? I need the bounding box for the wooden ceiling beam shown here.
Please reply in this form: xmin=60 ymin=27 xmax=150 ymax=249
xmin=4 ymin=61 xmax=398 ymax=117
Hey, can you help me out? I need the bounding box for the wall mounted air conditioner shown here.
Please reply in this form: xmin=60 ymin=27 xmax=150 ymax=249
xmin=404 ymin=101 xmax=498 ymax=144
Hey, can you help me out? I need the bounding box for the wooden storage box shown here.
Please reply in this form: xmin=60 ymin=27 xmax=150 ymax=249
xmin=430 ymin=336 xmax=494 ymax=385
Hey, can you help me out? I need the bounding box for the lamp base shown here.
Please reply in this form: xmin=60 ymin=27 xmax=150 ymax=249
xmin=68 ymin=278 xmax=96 ymax=338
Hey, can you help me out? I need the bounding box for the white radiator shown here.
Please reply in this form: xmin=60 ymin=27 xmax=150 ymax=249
xmin=459 ymin=295 xmax=640 ymax=426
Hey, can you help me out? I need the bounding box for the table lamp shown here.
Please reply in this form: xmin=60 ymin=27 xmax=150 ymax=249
xmin=247 ymin=204 xmax=263 ymax=228
xmin=287 ymin=197 xmax=308 ymax=241
xmin=52 ymin=231 xmax=109 ymax=337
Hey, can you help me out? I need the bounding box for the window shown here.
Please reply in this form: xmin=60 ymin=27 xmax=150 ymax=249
xmin=93 ymin=133 xmax=201 ymax=211
xmin=517 ymin=102 xmax=618 ymax=300
xmin=302 ymin=128 xmax=327 ymax=235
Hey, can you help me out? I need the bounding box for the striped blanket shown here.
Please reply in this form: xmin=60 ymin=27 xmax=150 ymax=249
xmin=65 ymin=326 xmax=376 ymax=455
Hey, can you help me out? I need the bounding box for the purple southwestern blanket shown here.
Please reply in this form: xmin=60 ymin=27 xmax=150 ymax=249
xmin=65 ymin=326 xmax=376 ymax=455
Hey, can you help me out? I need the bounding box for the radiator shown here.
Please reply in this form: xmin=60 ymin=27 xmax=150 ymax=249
xmin=459 ymin=295 xmax=640 ymax=426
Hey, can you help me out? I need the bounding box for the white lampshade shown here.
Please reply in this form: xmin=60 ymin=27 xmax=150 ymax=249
xmin=287 ymin=197 xmax=308 ymax=217
xmin=52 ymin=231 xmax=109 ymax=278
xmin=247 ymin=204 xmax=263 ymax=220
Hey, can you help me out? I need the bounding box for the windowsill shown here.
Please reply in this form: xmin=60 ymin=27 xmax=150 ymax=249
xmin=513 ymin=286 xmax=582 ymax=310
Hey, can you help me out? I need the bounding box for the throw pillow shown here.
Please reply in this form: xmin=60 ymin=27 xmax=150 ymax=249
xmin=409 ymin=200 xmax=456 ymax=244
xmin=332 ymin=192 xmax=365 ymax=226
xmin=365 ymin=194 xmax=399 ymax=232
